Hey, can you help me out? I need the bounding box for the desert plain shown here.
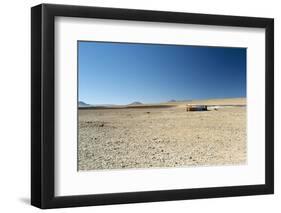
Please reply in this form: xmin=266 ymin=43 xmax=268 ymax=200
xmin=78 ymin=98 xmax=247 ymax=171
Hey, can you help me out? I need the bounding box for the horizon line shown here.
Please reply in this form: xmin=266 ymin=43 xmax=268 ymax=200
xmin=79 ymin=96 xmax=247 ymax=106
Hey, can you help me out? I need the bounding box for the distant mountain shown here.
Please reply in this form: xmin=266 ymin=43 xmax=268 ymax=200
xmin=168 ymin=99 xmax=177 ymax=102
xmin=79 ymin=101 xmax=90 ymax=107
xmin=128 ymin=101 xmax=143 ymax=105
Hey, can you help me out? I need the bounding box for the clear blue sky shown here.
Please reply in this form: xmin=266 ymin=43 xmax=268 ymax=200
xmin=78 ymin=41 xmax=246 ymax=105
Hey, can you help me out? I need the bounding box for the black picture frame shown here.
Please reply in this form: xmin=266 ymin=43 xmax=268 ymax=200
xmin=31 ymin=3 xmax=274 ymax=209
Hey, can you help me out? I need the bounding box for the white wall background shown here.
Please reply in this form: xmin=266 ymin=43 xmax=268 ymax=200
xmin=0 ymin=0 xmax=279 ymax=212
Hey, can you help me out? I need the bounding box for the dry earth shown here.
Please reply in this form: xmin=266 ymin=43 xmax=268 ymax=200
xmin=78 ymin=98 xmax=247 ymax=171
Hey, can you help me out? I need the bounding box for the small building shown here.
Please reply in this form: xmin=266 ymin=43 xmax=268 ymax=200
xmin=186 ymin=104 xmax=208 ymax=112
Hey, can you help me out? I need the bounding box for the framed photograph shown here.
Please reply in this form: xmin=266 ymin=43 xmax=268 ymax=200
xmin=31 ymin=3 xmax=274 ymax=209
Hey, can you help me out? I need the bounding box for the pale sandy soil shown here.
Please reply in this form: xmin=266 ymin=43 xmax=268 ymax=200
xmin=78 ymin=98 xmax=247 ymax=171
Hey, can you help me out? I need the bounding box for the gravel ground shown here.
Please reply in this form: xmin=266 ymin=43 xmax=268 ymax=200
xmin=78 ymin=100 xmax=246 ymax=171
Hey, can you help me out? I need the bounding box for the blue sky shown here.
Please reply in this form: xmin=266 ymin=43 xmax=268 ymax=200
xmin=78 ymin=41 xmax=246 ymax=105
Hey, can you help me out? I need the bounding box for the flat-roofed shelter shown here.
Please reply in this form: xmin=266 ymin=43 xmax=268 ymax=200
xmin=186 ymin=105 xmax=208 ymax=112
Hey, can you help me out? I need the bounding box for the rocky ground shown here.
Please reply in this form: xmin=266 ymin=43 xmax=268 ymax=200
xmin=78 ymin=99 xmax=247 ymax=171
